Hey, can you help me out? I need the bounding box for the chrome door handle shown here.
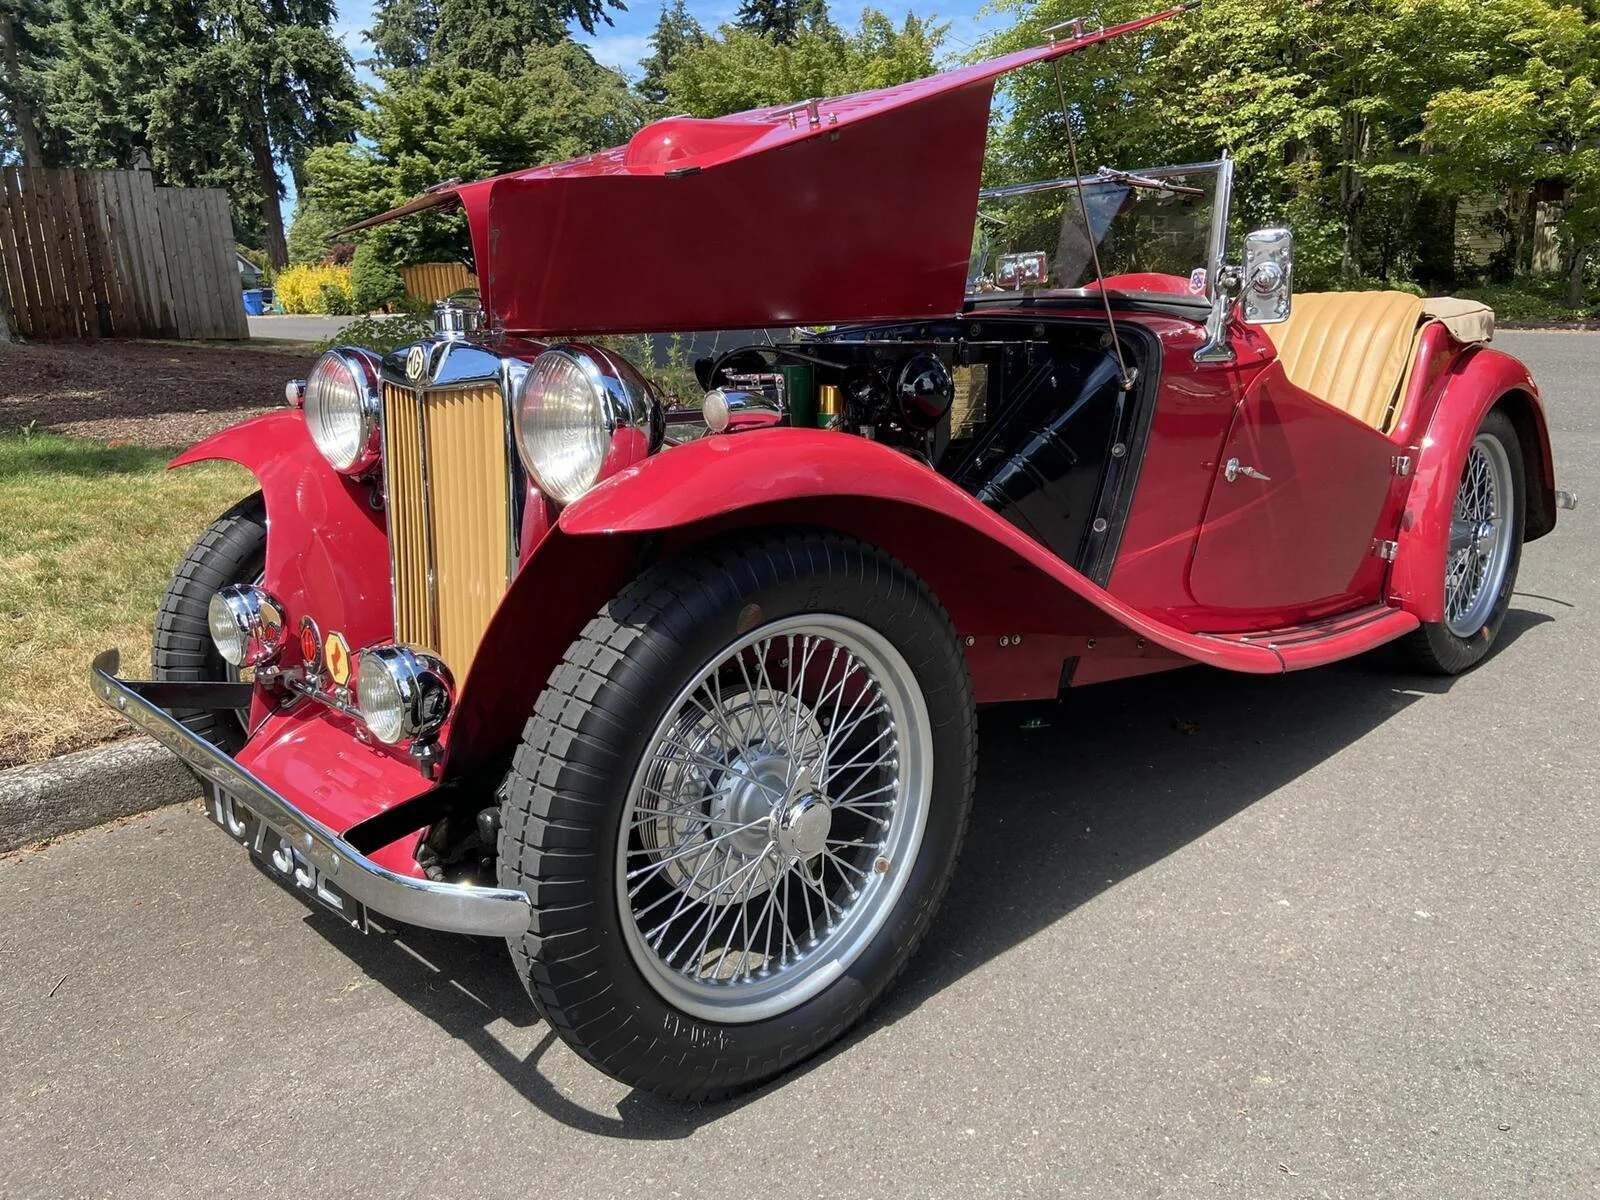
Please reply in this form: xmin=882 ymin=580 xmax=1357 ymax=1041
xmin=1224 ymin=457 xmax=1270 ymax=483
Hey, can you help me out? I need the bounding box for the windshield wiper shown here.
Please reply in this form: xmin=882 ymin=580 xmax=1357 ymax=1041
xmin=1093 ymin=166 xmax=1204 ymax=196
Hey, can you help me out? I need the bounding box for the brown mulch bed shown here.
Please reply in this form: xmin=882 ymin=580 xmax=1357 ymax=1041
xmin=0 ymin=339 xmax=315 ymax=448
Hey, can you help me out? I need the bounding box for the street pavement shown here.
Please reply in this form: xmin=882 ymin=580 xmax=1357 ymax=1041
xmin=2 ymin=332 xmax=1595 ymax=1199
xmin=247 ymin=314 xmax=370 ymax=342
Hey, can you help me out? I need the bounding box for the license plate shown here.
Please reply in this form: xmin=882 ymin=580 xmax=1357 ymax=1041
xmin=205 ymin=786 xmax=368 ymax=932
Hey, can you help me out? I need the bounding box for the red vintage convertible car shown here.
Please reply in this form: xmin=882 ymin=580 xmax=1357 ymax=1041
xmin=94 ymin=6 xmax=1572 ymax=1099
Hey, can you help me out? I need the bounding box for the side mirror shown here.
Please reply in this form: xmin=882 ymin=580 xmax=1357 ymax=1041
xmin=1240 ymin=228 xmax=1293 ymax=325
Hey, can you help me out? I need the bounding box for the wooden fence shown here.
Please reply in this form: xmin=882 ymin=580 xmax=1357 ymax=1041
xmin=0 ymin=167 xmax=247 ymax=341
xmin=400 ymin=261 xmax=478 ymax=305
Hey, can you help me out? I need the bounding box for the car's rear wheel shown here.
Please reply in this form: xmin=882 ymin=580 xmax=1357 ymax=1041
xmin=499 ymin=532 xmax=975 ymax=1099
xmin=151 ymin=493 xmax=267 ymax=752
xmin=1401 ymin=409 xmax=1525 ymax=674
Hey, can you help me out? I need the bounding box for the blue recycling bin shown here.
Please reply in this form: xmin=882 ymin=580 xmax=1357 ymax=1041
xmin=242 ymin=288 xmax=267 ymax=316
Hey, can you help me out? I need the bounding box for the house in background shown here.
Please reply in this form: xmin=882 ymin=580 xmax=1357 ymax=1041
xmin=237 ymin=252 xmax=264 ymax=288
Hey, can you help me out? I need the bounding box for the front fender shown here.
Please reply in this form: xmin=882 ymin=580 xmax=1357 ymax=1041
xmin=170 ymin=411 xmax=393 ymax=653
xmin=1389 ymin=347 xmax=1557 ymax=623
xmin=446 ymin=430 xmax=1285 ymax=773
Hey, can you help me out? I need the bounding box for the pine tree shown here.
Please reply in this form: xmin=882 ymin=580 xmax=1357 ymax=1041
xmin=733 ymin=0 xmax=832 ymax=44
xmin=638 ymin=0 xmax=703 ymax=106
xmin=370 ymin=0 xmax=626 ymax=76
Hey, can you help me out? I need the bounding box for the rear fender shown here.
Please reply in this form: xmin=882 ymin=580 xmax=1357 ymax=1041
xmin=170 ymin=411 xmax=393 ymax=655
xmin=1388 ymin=348 xmax=1556 ymax=623
xmin=445 ymin=430 xmax=1283 ymax=774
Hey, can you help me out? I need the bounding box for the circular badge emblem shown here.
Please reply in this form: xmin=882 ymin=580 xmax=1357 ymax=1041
xmin=405 ymin=344 xmax=427 ymax=382
xmin=298 ymin=616 xmax=322 ymax=675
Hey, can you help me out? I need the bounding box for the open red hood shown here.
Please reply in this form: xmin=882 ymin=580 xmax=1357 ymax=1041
xmin=345 ymin=6 xmax=1196 ymax=335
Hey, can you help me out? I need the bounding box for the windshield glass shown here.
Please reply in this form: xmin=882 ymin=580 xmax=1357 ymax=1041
xmin=967 ymin=163 xmax=1224 ymax=299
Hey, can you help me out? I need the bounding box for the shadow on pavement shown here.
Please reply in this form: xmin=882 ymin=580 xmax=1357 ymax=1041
xmin=308 ymin=607 xmax=1551 ymax=1137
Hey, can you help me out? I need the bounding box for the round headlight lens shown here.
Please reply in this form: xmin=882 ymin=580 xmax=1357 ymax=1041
xmin=304 ymin=350 xmax=380 ymax=474
xmin=208 ymin=591 xmax=248 ymax=666
xmin=207 ymin=585 xmax=286 ymax=668
xmin=354 ymin=645 xmax=454 ymax=746
xmin=514 ymin=349 xmax=612 ymax=505
xmin=355 ymin=653 xmax=407 ymax=744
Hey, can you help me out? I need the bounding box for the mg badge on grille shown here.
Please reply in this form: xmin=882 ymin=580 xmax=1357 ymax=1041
xmin=406 ymin=345 xmax=427 ymax=382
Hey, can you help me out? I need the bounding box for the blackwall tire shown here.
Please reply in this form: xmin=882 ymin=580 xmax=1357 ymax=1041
xmin=150 ymin=492 xmax=267 ymax=754
xmin=498 ymin=532 xmax=976 ymax=1100
xmin=1401 ymin=409 xmax=1525 ymax=675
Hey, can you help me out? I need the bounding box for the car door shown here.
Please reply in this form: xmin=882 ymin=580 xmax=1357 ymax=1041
xmin=1187 ymin=362 xmax=1397 ymax=618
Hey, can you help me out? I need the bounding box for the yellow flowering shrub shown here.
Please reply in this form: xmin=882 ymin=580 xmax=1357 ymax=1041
xmin=276 ymin=264 xmax=355 ymax=315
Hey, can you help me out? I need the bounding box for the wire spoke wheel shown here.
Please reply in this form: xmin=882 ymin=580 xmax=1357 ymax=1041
xmin=617 ymin=614 xmax=932 ymax=1023
xmin=1444 ymin=432 xmax=1515 ymax=637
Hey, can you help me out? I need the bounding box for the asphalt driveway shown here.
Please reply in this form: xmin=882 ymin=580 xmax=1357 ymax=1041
xmin=1 ymin=332 xmax=1594 ymax=1199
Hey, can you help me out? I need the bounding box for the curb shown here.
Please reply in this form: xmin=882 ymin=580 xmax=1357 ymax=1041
xmin=1498 ymin=320 xmax=1600 ymax=331
xmin=0 ymin=737 xmax=196 ymax=853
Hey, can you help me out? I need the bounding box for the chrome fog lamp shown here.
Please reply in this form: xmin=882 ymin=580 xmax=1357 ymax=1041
xmin=207 ymin=585 xmax=287 ymax=668
xmin=513 ymin=344 xmax=664 ymax=505
xmin=353 ymin=645 xmax=454 ymax=746
xmin=303 ymin=348 xmax=382 ymax=474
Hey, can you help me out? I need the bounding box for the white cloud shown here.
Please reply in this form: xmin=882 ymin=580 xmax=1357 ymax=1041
xmin=580 ymin=31 xmax=656 ymax=76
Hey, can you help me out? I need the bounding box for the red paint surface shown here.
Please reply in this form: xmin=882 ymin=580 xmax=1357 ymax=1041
xmin=1187 ymin=362 xmax=1397 ymax=621
xmin=351 ymin=7 xmax=1197 ymax=334
xmin=171 ymin=411 xmax=396 ymax=720
xmin=233 ymin=704 xmax=432 ymax=875
xmin=1388 ymin=347 xmax=1550 ymax=622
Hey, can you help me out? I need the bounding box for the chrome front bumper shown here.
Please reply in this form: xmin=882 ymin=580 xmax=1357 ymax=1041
xmin=90 ymin=649 xmax=532 ymax=938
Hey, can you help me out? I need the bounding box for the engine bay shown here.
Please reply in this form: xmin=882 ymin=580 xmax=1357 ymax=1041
xmin=693 ymin=315 xmax=1158 ymax=581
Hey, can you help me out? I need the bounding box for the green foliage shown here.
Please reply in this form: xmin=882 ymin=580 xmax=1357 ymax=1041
xmin=1456 ymin=277 xmax=1597 ymax=321
xmin=369 ymin=0 xmax=623 ymax=75
xmin=733 ymin=0 xmax=832 ymax=44
xmin=31 ymin=0 xmax=358 ymax=266
xmin=977 ymin=0 xmax=1599 ymax=306
xmin=0 ymin=0 xmax=52 ymax=163
xmin=1423 ymin=0 xmax=1600 ymax=304
xmin=285 ymin=197 xmax=345 ymax=265
xmin=304 ymin=41 xmax=643 ymax=265
xmin=663 ymin=8 xmax=947 ymax=117
xmin=368 ymin=0 xmax=440 ymax=71
xmin=638 ymin=0 xmax=705 ymax=106
xmin=350 ymin=239 xmax=408 ymax=312
xmin=315 ymin=311 xmax=433 ymax=353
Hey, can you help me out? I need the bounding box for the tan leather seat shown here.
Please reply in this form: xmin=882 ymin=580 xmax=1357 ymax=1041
xmin=1264 ymin=291 xmax=1426 ymax=432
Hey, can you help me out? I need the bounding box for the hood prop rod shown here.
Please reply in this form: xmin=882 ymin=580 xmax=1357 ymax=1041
xmin=1050 ymin=58 xmax=1136 ymax=393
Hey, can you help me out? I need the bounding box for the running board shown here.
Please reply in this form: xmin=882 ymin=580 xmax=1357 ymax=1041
xmin=1196 ymin=605 xmax=1419 ymax=672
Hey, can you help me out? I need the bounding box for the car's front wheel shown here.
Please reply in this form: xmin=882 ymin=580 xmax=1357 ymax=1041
xmin=499 ymin=532 xmax=976 ymax=1099
xmin=151 ymin=493 xmax=268 ymax=752
xmin=1402 ymin=408 xmax=1525 ymax=674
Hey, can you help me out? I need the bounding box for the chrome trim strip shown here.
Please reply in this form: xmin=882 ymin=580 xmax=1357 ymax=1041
xmin=90 ymin=649 xmax=533 ymax=938
xmin=415 ymin=379 xmax=440 ymax=649
xmin=978 ymin=160 xmax=1225 ymax=201
xmin=1206 ymin=154 xmax=1235 ymax=303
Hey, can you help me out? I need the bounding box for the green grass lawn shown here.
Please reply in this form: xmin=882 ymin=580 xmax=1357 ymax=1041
xmin=0 ymin=430 xmax=253 ymax=768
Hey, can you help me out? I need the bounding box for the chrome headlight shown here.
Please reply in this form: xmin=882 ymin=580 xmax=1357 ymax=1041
xmin=303 ymin=348 xmax=381 ymax=474
xmin=207 ymin=585 xmax=287 ymax=668
xmin=354 ymin=645 xmax=454 ymax=746
xmin=513 ymin=344 xmax=663 ymax=505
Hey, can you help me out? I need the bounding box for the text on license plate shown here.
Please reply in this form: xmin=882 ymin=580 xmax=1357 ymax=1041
xmin=205 ymin=787 xmax=368 ymax=931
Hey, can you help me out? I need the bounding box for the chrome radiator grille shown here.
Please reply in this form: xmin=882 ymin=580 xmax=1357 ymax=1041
xmin=381 ymin=382 xmax=513 ymax=675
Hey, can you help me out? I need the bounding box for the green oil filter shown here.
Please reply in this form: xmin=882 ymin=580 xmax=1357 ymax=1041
xmin=780 ymin=364 xmax=817 ymax=428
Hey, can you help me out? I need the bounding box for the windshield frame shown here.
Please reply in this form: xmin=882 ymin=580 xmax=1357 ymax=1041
xmin=970 ymin=158 xmax=1235 ymax=305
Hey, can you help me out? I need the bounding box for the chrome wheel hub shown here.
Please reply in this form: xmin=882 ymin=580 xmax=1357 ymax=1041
xmin=1444 ymin=433 xmax=1515 ymax=638
xmin=618 ymin=615 xmax=932 ymax=1023
xmin=774 ymin=792 xmax=833 ymax=860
